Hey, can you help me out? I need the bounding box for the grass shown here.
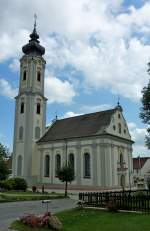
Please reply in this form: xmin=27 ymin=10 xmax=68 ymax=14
xmin=11 ymin=208 xmax=150 ymax=231
xmin=0 ymin=191 xmax=65 ymax=203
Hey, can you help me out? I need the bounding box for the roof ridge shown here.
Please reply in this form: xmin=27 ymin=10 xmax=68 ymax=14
xmin=56 ymin=108 xmax=116 ymax=122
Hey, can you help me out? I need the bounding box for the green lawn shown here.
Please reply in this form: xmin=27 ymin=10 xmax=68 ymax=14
xmin=0 ymin=191 xmax=65 ymax=203
xmin=11 ymin=208 xmax=150 ymax=231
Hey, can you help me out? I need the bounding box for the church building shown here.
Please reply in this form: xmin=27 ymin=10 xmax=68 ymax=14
xmin=12 ymin=22 xmax=134 ymax=189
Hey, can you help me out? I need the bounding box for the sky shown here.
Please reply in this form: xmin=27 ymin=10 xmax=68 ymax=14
xmin=0 ymin=0 xmax=150 ymax=156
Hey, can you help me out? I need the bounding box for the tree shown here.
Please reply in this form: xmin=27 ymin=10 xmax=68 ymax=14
xmin=0 ymin=143 xmax=9 ymax=159
xmin=0 ymin=143 xmax=10 ymax=180
xmin=140 ymin=63 xmax=150 ymax=149
xmin=57 ymin=164 xmax=75 ymax=197
xmin=0 ymin=159 xmax=10 ymax=180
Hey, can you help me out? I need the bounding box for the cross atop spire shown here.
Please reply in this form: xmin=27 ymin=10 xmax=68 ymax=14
xmin=22 ymin=15 xmax=45 ymax=56
xmin=34 ymin=13 xmax=37 ymax=30
xmin=117 ymin=95 xmax=120 ymax=107
xmin=115 ymin=95 xmax=123 ymax=111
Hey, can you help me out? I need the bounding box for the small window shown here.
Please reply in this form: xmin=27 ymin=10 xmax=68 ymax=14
xmin=23 ymin=71 xmax=26 ymax=81
xmin=36 ymin=103 xmax=41 ymax=114
xmin=118 ymin=123 xmax=121 ymax=134
xmin=19 ymin=126 xmax=23 ymax=140
xmin=37 ymin=71 xmax=41 ymax=82
xmin=20 ymin=102 xmax=24 ymax=114
xmin=118 ymin=114 xmax=121 ymax=119
xmin=113 ymin=125 xmax=116 ymax=130
xmin=124 ymin=129 xmax=126 ymax=134
xmin=35 ymin=127 xmax=40 ymax=139
xmin=17 ymin=155 xmax=22 ymax=176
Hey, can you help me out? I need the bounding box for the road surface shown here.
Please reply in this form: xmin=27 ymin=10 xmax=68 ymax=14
xmin=0 ymin=198 xmax=77 ymax=231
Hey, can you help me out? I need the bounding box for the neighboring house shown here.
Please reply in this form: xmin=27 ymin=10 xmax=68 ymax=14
xmin=5 ymin=157 xmax=12 ymax=176
xmin=12 ymin=22 xmax=134 ymax=189
xmin=133 ymin=157 xmax=150 ymax=189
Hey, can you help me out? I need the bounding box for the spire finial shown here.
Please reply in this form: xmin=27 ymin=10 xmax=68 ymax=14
xmin=115 ymin=95 xmax=123 ymax=111
xmin=55 ymin=110 xmax=58 ymax=120
xmin=34 ymin=13 xmax=37 ymax=30
xmin=117 ymin=95 xmax=120 ymax=107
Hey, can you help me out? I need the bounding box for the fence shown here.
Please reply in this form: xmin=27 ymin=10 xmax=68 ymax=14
xmin=79 ymin=190 xmax=150 ymax=212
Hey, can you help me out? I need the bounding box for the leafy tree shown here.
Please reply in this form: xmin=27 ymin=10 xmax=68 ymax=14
xmin=140 ymin=63 xmax=150 ymax=148
xmin=57 ymin=164 xmax=75 ymax=197
xmin=0 ymin=159 xmax=10 ymax=180
xmin=0 ymin=143 xmax=10 ymax=180
xmin=0 ymin=143 xmax=9 ymax=159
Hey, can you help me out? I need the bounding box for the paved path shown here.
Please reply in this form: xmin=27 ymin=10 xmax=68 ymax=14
xmin=0 ymin=198 xmax=77 ymax=231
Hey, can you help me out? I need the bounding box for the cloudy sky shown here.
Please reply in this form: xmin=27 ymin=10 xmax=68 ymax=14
xmin=0 ymin=0 xmax=150 ymax=156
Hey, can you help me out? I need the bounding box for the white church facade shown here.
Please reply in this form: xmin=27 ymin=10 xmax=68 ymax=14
xmin=12 ymin=23 xmax=134 ymax=189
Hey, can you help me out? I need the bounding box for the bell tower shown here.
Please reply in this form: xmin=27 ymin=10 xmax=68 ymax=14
xmin=12 ymin=19 xmax=47 ymax=184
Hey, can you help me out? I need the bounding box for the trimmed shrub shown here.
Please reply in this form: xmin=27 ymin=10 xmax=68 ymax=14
xmin=13 ymin=178 xmax=27 ymax=191
xmin=0 ymin=178 xmax=27 ymax=191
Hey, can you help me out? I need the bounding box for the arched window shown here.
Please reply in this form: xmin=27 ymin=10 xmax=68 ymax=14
xmin=37 ymin=71 xmax=41 ymax=82
xmin=55 ymin=154 xmax=61 ymax=176
xmin=20 ymin=102 xmax=24 ymax=114
xmin=120 ymin=153 xmax=124 ymax=168
xmin=36 ymin=103 xmax=41 ymax=114
xmin=120 ymin=175 xmax=125 ymax=187
xmin=84 ymin=153 xmax=91 ymax=178
xmin=44 ymin=155 xmax=50 ymax=177
xmin=118 ymin=123 xmax=121 ymax=134
xmin=69 ymin=153 xmax=74 ymax=171
xmin=17 ymin=155 xmax=22 ymax=176
xmin=35 ymin=127 xmax=40 ymax=139
xmin=23 ymin=71 xmax=26 ymax=81
xmin=19 ymin=126 xmax=23 ymax=140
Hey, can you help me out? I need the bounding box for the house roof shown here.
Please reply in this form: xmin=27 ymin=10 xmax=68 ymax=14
xmin=5 ymin=157 xmax=12 ymax=170
xmin=133 ymin=157 xmax=150 ymax=170
xmin=38 ymin=109 xmax=116 ymax=143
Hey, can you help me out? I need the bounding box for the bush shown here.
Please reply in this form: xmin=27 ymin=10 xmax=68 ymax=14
xmin=20 ymin=212 xmax=63 ymax=230
xmin=1 ymin=178 xmax=16 ymax=190
xmin=0 ymin=178 xmax=27 ymax=191
xmin=106 ymin=200 xmax=119 ymax=212
xmin=13 ymin=178 xmax=27 ymax=191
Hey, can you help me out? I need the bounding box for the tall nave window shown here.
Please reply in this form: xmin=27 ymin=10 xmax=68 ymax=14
xmin=84 ymin=153 xmax=91 ymax=178
xmin=44 ymin=155 xmax=50 ymax=177
xmin=55 ymin=154 xmax=61 ymax=176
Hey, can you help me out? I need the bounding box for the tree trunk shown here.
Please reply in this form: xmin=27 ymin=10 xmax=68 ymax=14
xmin=65 ymin=181 xmax=68 ymax=197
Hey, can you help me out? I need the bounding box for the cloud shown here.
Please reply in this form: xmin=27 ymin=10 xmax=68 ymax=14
xmin=63 ymin=103 xmax=111 ymax=119
xmin=0 ymin=1 xmax=150 ymax=102
xmin=0 ymin=78 xmax=18 ymax=99
xmin=45 ymin=75 xmax=76 ymax=104
xmin=80 ymin=104 xmax=112 ymax=113
xmin=9 ymin=59 xmax=20 ymax=72
xmin=0 ymin=29 xmax=28 ymax=62
xmin=128 ymin=122 xmax=150 ymax=156
xmin=63 ymin=111 xmax=81 ymax=118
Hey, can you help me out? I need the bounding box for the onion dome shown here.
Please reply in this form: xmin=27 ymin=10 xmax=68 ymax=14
xmin=22 ymin=19 xmax=45 ymax=56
